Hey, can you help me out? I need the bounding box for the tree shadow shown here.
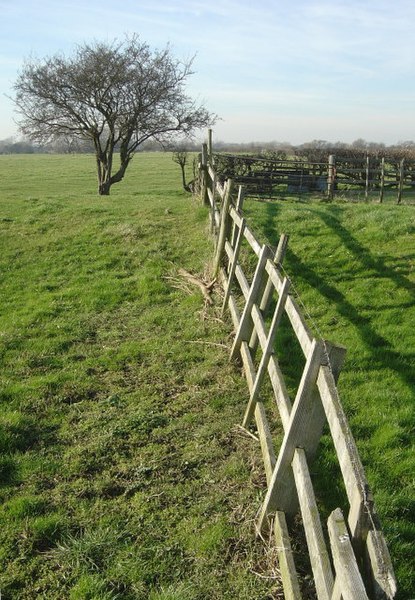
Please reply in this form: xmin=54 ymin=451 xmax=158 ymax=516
xmin=285 ymin=246 xmax=415 ymax=392
xmin=313 ymin=205 xmax=415 ymax=301
xmin=254 ymin=200 xmax=415 ymax=394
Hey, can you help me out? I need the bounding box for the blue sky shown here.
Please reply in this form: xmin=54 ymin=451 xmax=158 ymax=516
xmin=1 ymin=0 xmax=414 ymax=144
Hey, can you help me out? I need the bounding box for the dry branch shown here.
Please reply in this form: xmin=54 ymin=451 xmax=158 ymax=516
xmin=178 ymin=268 xmax=216 ymax=305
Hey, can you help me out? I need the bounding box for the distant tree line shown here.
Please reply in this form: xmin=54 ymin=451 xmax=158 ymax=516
xmin=2 ymin=135 xmax=415 ymax=162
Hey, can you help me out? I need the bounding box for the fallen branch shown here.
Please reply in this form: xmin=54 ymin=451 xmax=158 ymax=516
xmin=178 ymin=268 xmax=215 ymax=305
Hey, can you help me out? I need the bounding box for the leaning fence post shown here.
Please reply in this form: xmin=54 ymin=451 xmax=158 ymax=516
xmin=249 ymin=233 xmax=289 ymax=353
xmin=257 ymin=339 xmax=325 ymax=532
xmin=213 ymin=179 xmax=234 ymax=276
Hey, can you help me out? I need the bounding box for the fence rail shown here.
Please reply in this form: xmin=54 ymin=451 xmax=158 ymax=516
xmin=199 ymin=142 xmax=397 ymax=599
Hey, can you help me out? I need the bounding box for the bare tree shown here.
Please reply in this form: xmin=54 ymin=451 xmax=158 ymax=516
xmin=12 ymin=36 xmax=215 ymax=195
xmin=172 ymin=146 xmax=193 ymax=192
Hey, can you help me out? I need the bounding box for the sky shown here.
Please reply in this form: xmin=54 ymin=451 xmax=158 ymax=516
xmin=1 ymin=0 xmax=414 ymax=145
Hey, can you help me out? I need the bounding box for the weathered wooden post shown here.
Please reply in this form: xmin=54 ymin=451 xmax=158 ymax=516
xmin=365 ymin=154 xmax=370 ymax=201
xmin=328 ymin=154 xmax=336 ymax=200
xmin=229 ymin=185 xmax=245 ymax=252
xmin=379 ymin=157 xmax=385 ymax=203
xmin=397 ymin=158 xmax=405 ymax=204
xmin=207 ymin=128 xmax=213 ymax=164
xmin=213 ymin=179 xmax=234 ymax=276
xmin=249 ymin=233 xmax=289 ymax=353
xmin=200 ymin=143 xmax=209 ymax=206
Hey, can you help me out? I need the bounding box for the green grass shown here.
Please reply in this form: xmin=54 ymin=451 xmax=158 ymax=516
xmin=1 ymin=153 xmax=414 ymax=598
xmin=0 ymin=153 xmax=277 ymax=599
xmin=243 ymin=196 xmax=415 ymax=599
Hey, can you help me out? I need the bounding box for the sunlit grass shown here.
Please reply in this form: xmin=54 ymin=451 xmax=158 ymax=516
xmin=244 ymin=195 xmax=415 ymax=599
xmin=0 ymin=153 xmax=275 ymax=599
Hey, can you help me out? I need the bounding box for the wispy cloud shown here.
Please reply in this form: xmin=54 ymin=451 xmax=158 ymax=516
xmin=1 ymin=0 xmax=414 ymax=143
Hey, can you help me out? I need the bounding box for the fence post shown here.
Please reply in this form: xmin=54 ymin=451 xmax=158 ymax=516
xmin=230 ymin=186 xmax=245 ymax=248
xmin=328 ymin=508 xmax=369 ymax=600
xmin=207 ymin=128 xmax=213 ymax=163
xmin=365 ymin=154 xmax=370 ymax=201
xmin=397 ymin=158 xmax=405 ymax=204
xmin=328 ymin=154 xmax=336 ymax=200
xmin=213 ymin=179 xmax=234 ymax=276
xmin=200 ymin=143 xmax=209 ymax=206
xmin=379 ymin=157 xmax=385 ymax=203
xmin=257 ymin=339 xmax=325 ymax=532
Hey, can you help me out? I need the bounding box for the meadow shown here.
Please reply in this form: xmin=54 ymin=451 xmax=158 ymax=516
xmin=242 ymin=193 xmax=415 ymax=598
xmin=0 ymin=152 xmax=413 ymax=598
xmin=0 ymin=153 xmax=276 ymax=599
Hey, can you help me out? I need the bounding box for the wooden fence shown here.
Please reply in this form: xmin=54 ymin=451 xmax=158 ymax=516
xmin=199 ymin=141 xmax=397 ymax=599
xmin=210 ymin=149 xmax=415 ymax=203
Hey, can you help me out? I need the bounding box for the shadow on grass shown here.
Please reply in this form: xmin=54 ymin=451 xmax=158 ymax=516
xmin=314 ymin=205 xmax=415 ymax=301
xmin=285 ymin=247 xmax=415 ymax=390
xmin=256 ymin=200 xmax=415 ymax=394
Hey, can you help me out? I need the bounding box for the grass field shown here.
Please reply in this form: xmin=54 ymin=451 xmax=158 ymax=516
xmin=242 ymin=195 xmax=415 ymax=598
xmin=0 ymin=153 xmax=278 ymax=599
xmin=0 ymin=152 xmax=413 ymax=599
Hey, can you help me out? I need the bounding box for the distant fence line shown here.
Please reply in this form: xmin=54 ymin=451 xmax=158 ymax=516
xmin=198 ymin=136 xmax=397 ymax=599
xmin=209 ymin=148 xmax=415 ymax=204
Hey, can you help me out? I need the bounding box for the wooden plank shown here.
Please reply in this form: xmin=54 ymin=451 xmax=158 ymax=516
xmin=274 ymin=511 xmax=302 ymax=600
xmin=215 ymin=179 xmax=225 ymax=199
xmin=366 ymin=530 xmax=397 ymax=599
xmin=264 ymin=260 xmax=314 ymax=357
xmin=292 ymin=448 xmax=334 ymax=600
xmin=213 ymin=179 xmax=234 ymax=276
xmin=240 ymin=340 xmax=256 ymax=392
xmin=222 ymin=218 xmax=246 ymax=314
xmin=268 ymin=355 xmax=293 ymax=431
xmin=214 ymin=207 xmax=220 ymax=230
xmin=234 ymin=263 xmax=250 ymax=299
xmin=230 ymin=185 xmax=245 ymax=249
xmin=316 ymin=364 xmax=371 ymax=540
xmin=257 ymin=339 xmax=324 ymax=531
xmin=229 ymin=204 xmax=245 ymax=229
xmin=230 ymin=245 xmax=272 ymax=361
xmin=210 ymin=172 xmax=217 ymax=234
xmin=207 ymin=187 xmax=215 ymax=207
xmin=255 ymin=401 xmax=276 ymax=485
xmin=227 ymin=294 xmax=240 ymax=331
xmin=250 ymin=304 xmax=268 ymax=353
xmin=243 ymin=277 xmax=290 ymax=427
xmin=328 ymin=508 xmax=369 ymax=600
xmin=249 ymin=233 xmax=289 ymax=352
xmin=243 ymin=226 xmax=262 ymax=257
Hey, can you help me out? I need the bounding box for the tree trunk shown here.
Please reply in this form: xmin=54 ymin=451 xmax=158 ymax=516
xmin=98 ymin=180 xmax=111 ymax=195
